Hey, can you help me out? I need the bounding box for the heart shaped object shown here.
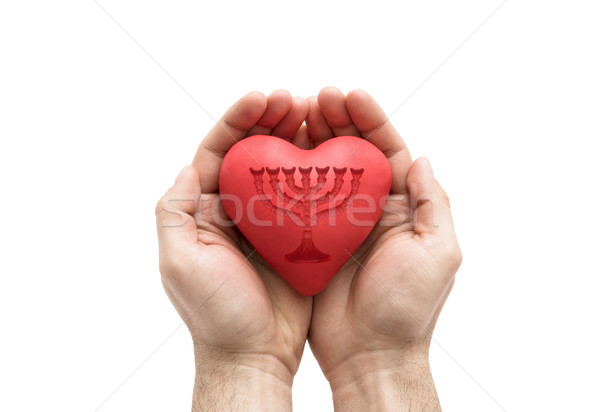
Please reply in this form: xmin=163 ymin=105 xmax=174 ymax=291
xmin=219 ymin=135 xmax=391 ymax=296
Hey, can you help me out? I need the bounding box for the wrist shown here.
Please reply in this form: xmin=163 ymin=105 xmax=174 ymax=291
xmin=192 ymin=344 xmax=293 ymax=411
xmin=328 ymin=346 xmax=440 ymax=411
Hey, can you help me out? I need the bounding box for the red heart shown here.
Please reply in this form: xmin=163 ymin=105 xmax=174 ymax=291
xmin=219 ymin=135 xmax=391 ymax=296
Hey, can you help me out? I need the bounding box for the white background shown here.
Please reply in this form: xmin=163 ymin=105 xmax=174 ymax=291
xmin=1 ymin=1 xmax=599 ymax=411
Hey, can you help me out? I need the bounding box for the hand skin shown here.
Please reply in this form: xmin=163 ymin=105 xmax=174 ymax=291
xmin=305 ymin=87 xmax=462 ymax=411
xmin=155 ymin=90 xmax=314 ymax=410
xmin=156 ymin=87 xmax=462 ymax=411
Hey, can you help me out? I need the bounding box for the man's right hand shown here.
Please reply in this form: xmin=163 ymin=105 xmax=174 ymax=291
xmin=306 ymin=87 xmax=462 ymax=411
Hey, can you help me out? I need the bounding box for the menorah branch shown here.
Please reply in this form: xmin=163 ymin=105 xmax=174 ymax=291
xmin=282 ymin=167 xmax=304 ymax=194
xmin=314 ymin=167 xmax=347 ymax=205
xmin=249 ymin=167 xmax=303 ymax=226
xmin=249 ymin=165 xmax=365 ymax=263
xmin=316 ymin=168 xmax=364 ymax=223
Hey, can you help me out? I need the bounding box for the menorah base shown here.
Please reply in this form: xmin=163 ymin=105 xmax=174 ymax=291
xmin=285 ymin=230 xmax=331 ymax=263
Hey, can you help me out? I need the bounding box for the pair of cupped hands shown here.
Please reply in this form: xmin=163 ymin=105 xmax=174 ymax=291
xmin=156 ymin=87 xmax=462 ymax=409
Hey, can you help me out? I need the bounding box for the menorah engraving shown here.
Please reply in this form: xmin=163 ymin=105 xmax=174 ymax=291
xmin=249 ymin=166 xmax=364 ymax=263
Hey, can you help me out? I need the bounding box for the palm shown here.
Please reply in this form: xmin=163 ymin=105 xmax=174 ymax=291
xmin=309 ymin=202 xmax=449 ymax=372
xmin=354 ymin=196 xmax=452 ymax=336
xmin=187 ymin=192 xmax=311 ymax=368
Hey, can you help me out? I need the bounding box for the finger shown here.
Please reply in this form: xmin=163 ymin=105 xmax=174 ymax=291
xmin=345 ymin=89 xmax=412 ymax=194
xmin=272 ymin=96 xmax=309 ymax=140
xmin=317 ymin=86 xmax=361 ymax=137
xmin=291 ymin=124 xmax=312 ymax=150
xmin=406 ymin=157 xmax=455 ymax=239
xmin=306 ymin=96 xmax=333 ymax=146
xmin=247 ymin=89 xmax=293 ymax=136
xmin=192 ymin=91 xmax=267 ymax=193
xmin=155 ymin=166 xmax=202 ymax=257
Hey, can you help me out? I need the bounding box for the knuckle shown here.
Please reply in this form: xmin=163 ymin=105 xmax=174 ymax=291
xmin=451 ymin=248 xmax=463 ymax=270
xmin=435 ymin=239 xmax=462 ymax=277
xmin=445 ymin=243 xmax=463 ymax=271
xmin=158 ymin=252 xmax=187 ymax=282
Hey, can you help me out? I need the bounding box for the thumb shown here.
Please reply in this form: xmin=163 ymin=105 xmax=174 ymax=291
xmin=155 ymin=165 xmax=202 ymax=256
xmin=406 ymin=157 xmax=455 ymax=238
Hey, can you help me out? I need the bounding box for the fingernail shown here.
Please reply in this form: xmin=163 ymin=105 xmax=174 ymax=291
xmin=421 ymin=157 xmax=434 ymax=176
xmin=175 ymin=166 xmax=188 ymax=184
